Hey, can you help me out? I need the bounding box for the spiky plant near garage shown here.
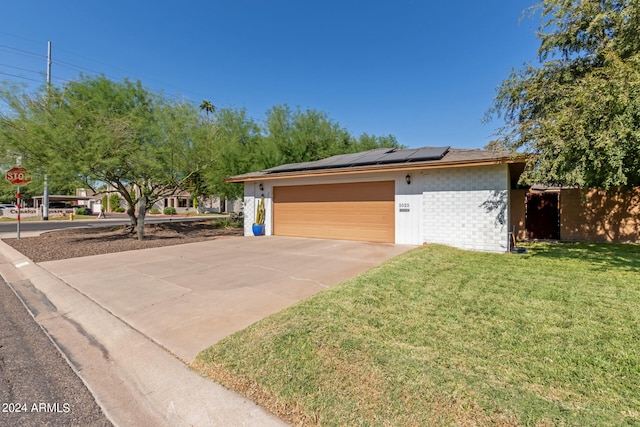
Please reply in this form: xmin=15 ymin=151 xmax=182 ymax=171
xmin=252 ymin=196 xmax=266 ymax=236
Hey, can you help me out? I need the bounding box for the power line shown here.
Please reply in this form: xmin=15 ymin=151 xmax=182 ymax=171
xmin=0 ymin=31 xmax=217 ymax=103
xmin=0 ymin=44 xmax=44 ymax=60
xmin=0 ymin=63 xmax=43 ymax=76
xmin=53 ymin=59 xmax=123 ymax=83
xmin=0 ymin=40 xmax=206 ymax=103
xmin=0 ymin=70 xmax=42 ymax=83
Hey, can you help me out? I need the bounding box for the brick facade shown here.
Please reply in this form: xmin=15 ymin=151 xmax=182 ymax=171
xmin=421 ymin=165 xmax=509 ymax=252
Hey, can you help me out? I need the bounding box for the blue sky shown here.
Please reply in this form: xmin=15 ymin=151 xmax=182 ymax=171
xmin=1 ymin=1 xmax=540 ymax=149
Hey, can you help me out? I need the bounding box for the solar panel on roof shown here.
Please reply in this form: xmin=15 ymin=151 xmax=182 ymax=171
xmin=407 ymin=146 xmax=449 ymax=161
xmin=323 ymin=152 xmax=371 ymax=166
xmin=264 ymin=148 xmax=394 ymax=173
xmin=374 ymin=149 xmax=419 ymax=164
xmin=322 ymin=148 xmax=392 ymax=168
xmin=262 ymin=146 xmax=450 ymax=174
xmin=342 ymin=151 xmax=390 ymax=166
xmin=264 ymin=161 xmax=316 ymax=172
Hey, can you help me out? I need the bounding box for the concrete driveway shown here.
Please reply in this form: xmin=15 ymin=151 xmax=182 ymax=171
xmin=39 ymin=236 xmax=415 ymax=362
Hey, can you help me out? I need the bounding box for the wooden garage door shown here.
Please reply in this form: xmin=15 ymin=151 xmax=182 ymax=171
xmin=273 ymin=181 xmax=395 ymax=243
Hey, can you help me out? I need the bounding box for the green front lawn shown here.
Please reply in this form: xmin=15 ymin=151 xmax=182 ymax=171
xmin=193 ymin=243 xmax=640 ymax=426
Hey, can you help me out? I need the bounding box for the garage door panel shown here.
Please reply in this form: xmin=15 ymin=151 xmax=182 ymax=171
xmin=276 ymin=201 xmax=393 ymax=222
xmin=276 ymin=221 xmax=393 ymax=242
xmin=275 ymin=182 xmax=394 ymax=203
xmin=273 ymin=182 xmax=395 ymax=243
xmin=275 ymin=205 xmax=393 ymax=227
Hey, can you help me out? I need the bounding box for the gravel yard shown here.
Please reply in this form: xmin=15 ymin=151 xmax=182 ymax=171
xmin=3 ymin=220 xmax=243 ymax=262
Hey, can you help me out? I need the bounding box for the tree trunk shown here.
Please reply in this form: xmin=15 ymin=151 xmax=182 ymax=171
xmin=137 ymin=195 xmax=147 ymax=241
xmin=126 ymin=206 xmax=137 ymax=235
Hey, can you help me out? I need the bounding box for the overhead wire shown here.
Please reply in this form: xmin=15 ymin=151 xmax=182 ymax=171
xmin=0 ymin=63 xmax=43 ymax=76
xmin=0 ymin=38 xmax=206 ymax=103
xmin=0 ymin=41 xmax=47 ymax=86
xmin=0 ymin=71 xmax=42 ymax=83
xmin=0 ymin=44 xmax=44 ymax=60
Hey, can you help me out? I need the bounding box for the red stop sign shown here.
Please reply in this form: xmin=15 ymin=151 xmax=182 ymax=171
xmin=5 ymin=167 xmax=31 ymax=185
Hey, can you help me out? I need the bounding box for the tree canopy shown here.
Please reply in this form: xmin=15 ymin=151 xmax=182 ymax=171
xmin=0 ymin=75 xmax=401 ymax=233
xmin=489 ymin=0 xmax=640 ymax=189
xmin=0 ymin=75 xmax=212 ymax=239
xmin=198 ymin=105 xmax=402 ymax=200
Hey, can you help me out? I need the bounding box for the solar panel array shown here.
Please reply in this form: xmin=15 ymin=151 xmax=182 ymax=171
xmin=265 ymin=146 xmax=450 ymax=174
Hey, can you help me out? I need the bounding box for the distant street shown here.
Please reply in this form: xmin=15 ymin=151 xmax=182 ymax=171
xmin=0 ymin=214 xmax=214 ymax=236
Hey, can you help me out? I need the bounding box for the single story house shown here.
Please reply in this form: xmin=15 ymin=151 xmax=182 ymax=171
xmin=161 ymin=190 xmax=242 ymax=214
xmin=227 ymin=146 xmax=527 ymax=253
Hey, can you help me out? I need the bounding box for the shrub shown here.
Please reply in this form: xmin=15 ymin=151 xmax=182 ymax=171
xmin=109 ymin=194 xmax=120 ymax=211
xmin=213 ymin=217 xmax=243 ymax=229
xmin=75 ymin=207 xmax=90 ymax=215
xmin=101 ymin=193 xmax=121 ymax=212
xmin=149 ymin=208 xmax=161 ymax=214
xmin=163 ymin=207 xmax=177 ymax=215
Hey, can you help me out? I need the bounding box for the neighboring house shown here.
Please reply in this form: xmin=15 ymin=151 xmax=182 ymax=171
xmin=19 ymin=188 xmax=241 ymax=218
xmin=227 ymin=146 xmax=526 ymax=253
xmin=160 ymin=191 xmax=242 ymax=214
xmin=79 ymin=188 xmax=241 ymax=215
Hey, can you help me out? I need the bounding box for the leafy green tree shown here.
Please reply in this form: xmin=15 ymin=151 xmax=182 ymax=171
xmin=0 ymin=82 xmax=85 ymax=204
xmin=354 ymin=133 xmax=401 ymax=152
xmin=489 ymin=0 xmax=640 ymax=189
xmin=263 ymin=105 xmax=354 ymax=164
xmin=201 ymin=105 xmax=403 ymax=199
xmin=204 ymin=107 xmax=263 ymax=200
xmin=0 ymin=75 xmax=213 ymax=239
xmin=100 ymin=193 xmax=123 ymax=213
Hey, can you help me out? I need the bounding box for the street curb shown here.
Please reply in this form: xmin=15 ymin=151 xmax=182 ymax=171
xmin=0 ymin=240 xmax=287 ymax=427
xmin=0 ymin=241 xmax=157 ymax=426
xmin=4 ymin=268 xmax=120 ymax=427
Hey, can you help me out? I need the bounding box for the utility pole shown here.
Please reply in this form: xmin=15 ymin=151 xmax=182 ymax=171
xmin=46 ymin=41 xmax=52 ymax=87
xmin=43 ymin=41 xmax=52 ymax=220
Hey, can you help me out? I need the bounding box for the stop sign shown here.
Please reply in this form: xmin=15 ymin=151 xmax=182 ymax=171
xmin=5 ymin=167 xmax=31 ymax=185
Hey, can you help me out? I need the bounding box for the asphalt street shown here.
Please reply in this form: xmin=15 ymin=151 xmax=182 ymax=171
xmin=0 ymin=213 xmax=210 ymax=236
xmin=0 ymin=277 xmax=112 ymax=427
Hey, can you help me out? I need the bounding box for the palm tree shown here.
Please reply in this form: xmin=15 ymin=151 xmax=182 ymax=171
xmin=199 ymin=100 xmax=215 ymax=120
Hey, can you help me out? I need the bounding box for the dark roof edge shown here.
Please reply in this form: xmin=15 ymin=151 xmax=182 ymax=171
xmin=226 ymin=150 xmax=527 ymax=183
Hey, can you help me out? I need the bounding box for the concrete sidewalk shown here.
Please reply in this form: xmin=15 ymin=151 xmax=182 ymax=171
xmin=0 ymin=235 xmax=414 ymax=426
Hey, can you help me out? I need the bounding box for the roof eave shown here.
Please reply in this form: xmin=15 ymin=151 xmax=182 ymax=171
xmin=225 ymin=155 xmax=527 ymax=183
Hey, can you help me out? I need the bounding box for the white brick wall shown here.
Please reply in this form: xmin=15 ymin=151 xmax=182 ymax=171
xmin=243 ymin=196 xmax=256 ymax=236
xmin=421 ymin=165 xmax=509 ymax=252
xmin=243 ymin=182 xmax=271 ymax=236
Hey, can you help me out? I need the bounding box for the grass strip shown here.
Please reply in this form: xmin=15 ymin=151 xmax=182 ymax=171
xmin=193 ymin=243 xmax=640 ymax=426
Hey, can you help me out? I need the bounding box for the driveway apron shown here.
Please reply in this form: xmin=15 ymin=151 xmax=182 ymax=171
xmin=39 ymin=236 xmax=415 ymax=362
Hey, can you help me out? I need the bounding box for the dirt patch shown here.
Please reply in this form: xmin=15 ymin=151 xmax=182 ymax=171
xmin=3 ymin=220 xmax=243 ymax=262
